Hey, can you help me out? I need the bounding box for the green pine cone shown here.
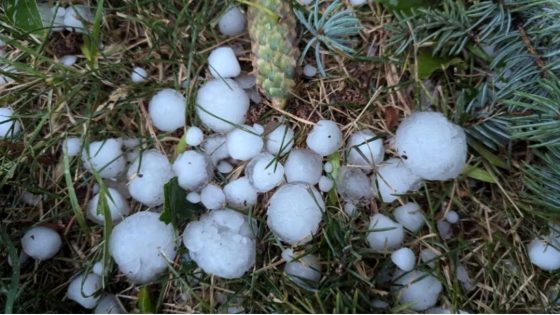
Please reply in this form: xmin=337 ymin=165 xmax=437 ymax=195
xmin=248 ymin=0 xmax=298 ymax=109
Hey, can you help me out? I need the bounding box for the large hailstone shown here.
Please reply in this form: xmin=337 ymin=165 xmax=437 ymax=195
xmin=94 ymin=294 xmax=125 ymax=314
xmin=81 ymin=139 xmax=126 ymax=179
xmin=336 ymin=166 xmax=375 ymax=203
xmin=374 ymin=158 xmax=422 ymax=203
xmin=367 ymin=214 xmax=404 ymax=253
xmin=172 ymin=151 xmax=213 ymax=191
xmin=0 ymin=107 xmax=21 ymax=139
xmin=246 ymin=153 xmax=285 ymax=192
xmin=64 ymin=5 xmax=93 ymax=33
xmin=267 ymin=183 xmax=325 ymax=245
xmin=208 ymin=46 xmax=241 ymax=78
xmin=196 ymin=79 xmax=249 ymax=133
xmin=223 ymin=177 xmax=258 ymax=209
xmin=37 ymin=4 xmax=65 ymax=31
xmin=391 ymin=247 xmax=416 ymax=271
xmin=67 ymin=273 xmax=102 ymax=309
xmin=528 ymin=237 xmax=560 ymax=271
xmin=306 ymin=120 xmax=343 ymax=156
xmin=346 ymin=130 xmax=384 ymax=168
xmin=148 ymin=89 xmax=186 ymax=132
xmin=226 ymin=125 xmax=264 ymax=161
xmin=392 ymin=270 xmax=443 ymax=311
xmin=395 ymin=111 xmax=467 ymax=180
xmin=218 ymin=6 xmax=246 ymax=36
xmin=266 ymin=124 xmax=295 ymax=156
xmin=63 ymin=137 xmax=81 ymax=156
xmin=393 ymin=202 xmax=425 ymax=233
xmin=183 ymin=209 xmax=256 ymax=279
xmin=87 ymin=187 xmax=130 ymax=225
xmin=282 ymin=249 xmax=321 ymax=290
xmin=127 ymin=150 xmax=175 ymax=207
xmin=21 ymin=226 xmax=62 ymax=261
xmin=200 ymin=184 xmax=226 ymax=210
xmin=284 ymin=149 xmax=322 ymax=185
xmin=109 ymin=211 xmax=177 ymax=283
xmin=201 ymin=134 xmax=229 ymax=165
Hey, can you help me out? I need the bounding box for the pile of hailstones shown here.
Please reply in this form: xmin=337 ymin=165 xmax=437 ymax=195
xmin=7 ymin=5 xmax=558 ymax=313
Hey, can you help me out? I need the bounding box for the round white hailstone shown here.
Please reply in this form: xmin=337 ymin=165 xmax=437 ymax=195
xmin=267 ymin=183 xmax=325 ymax=245
xmin=21 ymin=226 xmax=62 ymax=261
xmin=374 ymin=158 xmax=423 ymax=203
xmin=323 ymin=162 xmax=333 ymax=173
xmin=266 ymin=124 xmax=295 ymax=156
xmin=59 ymin=55 xmax=77 ymax=66
xmin=67 ymin=273 xmax=102 ymax=309
xmin=437 ymin=219 xmax=453 ymax=240
xmin=284 ymin=149 xmax=322 ymax=185
xmin=372 ymin=299 xmax=389 ymax=309
xmin=37 ymin=4 xmax=65 ymax=31
xmin=122 ymin=137 xmax=140 ymax=148
xmin=87 ymin=187 xmax=130 ymax=225
xmin=446 ymin=210 xmax=459 ymax=224
xmin=186 ymin=191 xmax=201 ymax=204
xmin=226 ymin=125 xmax=264 ymax=161
xmin=306 ymin=120 xmax=343 ymax=156
xmin=201 ymin=184 xmax=226 ymax=210
xmin=172 ymin=150 xmax=213 ymax=191
xmin=81 ymin=138 xmax=126 ymax=179
xmin=64 ymin=5 xmax=93 ymax=33
xmin=235 ymin=74 xmax=256 ymax=89
xmin=336 ymin=166 xmax=374 ymax=203
xmin=346 ymin=130 xmax=384 ymax=168
xmin=367 ymin=214 xmax=404 ymax=253
xmin=420 ymin=248 xmax=438 ymax=268
xmin=393 ymin=202 xmax=425 ymax=233
xmin=217 ymin=161 xmax=234 ymax=174
xmin=343 ymin=202 xmax=357 ymax=216
xmin=183 ymin=209 xmax=256 ymax=279
xmin=208 ymin=47 xmax=241 ymax=78
xmin=110 ymin=211 xmax=177 ymax=283
xmin=127 ymin=150 xmax=174 ymax=207
xmin=0 ymin=107 xmax=21 ymax=139
xmin=318 ymin=176 xmax=334 ymax=192
xmin=395 ymin=112 xmax=467 ymax=181
xmin=202 ymin=134 xmax=230 ymax=165
xmin=303 ymin=64 xmax=317 ymax=77
xmin=391 ymin=247 xmax=416 ymax=271
xmin=185 ymin=126 xmax=204 ymax=146
xmin=92 ymin=261 xmax=104 ymax=276
xmin=282 ymin=249 xmax=321 ymax=290
xmin=253 ymin=123 xmax=265 ymax=135
xmin=95 ymin=294 xmax=124 ymax=314
xmin=130 ymin=66 xmax=148 ymax=83
xmin=528 ymin=237 xmax=560 ymax=271
xmin=224 ymin=177 xmax=258 ymax=209
xmin=63 ymin=137 xmax=81 ymax=156
xmin=218 ymin=6 xmax=246 ymax=36
xmin=196 ymin=79 xmax=249 ymax=133
xmin=246 ymin=153 xmax=285 ymax=192
xmin=392 ymin=270 xmax=443 ymax=311
xmin=148 ymin=89 xmax=186 ymax=132
xmin=349 ymin=0 xmax=367 ymax=6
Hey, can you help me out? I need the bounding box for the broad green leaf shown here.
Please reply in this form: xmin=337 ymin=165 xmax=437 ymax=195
xmin=416 ymin=50 xmax=463 ymax=80
xmin=160 ymin=177 xmax=203 ymax=228
xmin=4 ymin=0 xmax=44 ymax=34
xmin=463 ymin=165 xmax=497 ymax=183
xmin=138 ymin=286 xmax=155 ymax=313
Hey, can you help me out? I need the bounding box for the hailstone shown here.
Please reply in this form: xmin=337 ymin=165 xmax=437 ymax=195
xmin=267 ymin=183 xmax=325 ymax=245
xmin=94 ymin=294 xmax=125 ymax=314
xmin=196 ymin=79 xmax=249 ymax=133
xmin=284 ymin=149 xmax=322 ymax=185
xmin=66 ymin=273 xmax=102 ymax=309
xmin=87 ymin=187 xmax=130 ymax=225
xmin=21 ymin=226 xmax=62 ymax=261
xmin=318 ymin=176 xmax=334 ymax=192
xmin=110 ymin=211 xmax=177 ymax=283
xmin=81 ymin=138 xmax=126 ymax=179
xmin=183 ymin=209 xmax=256 ymax=279
xmin=172 ymin=150 xmax=213 ymax=191
xmin=391 ymin=247 xmax=416 ymax=271
xmin=303 ymin=64 xmax=317 ymax=77
xmin=266 ymin=124 xmax=295 ymax=156
xmin=392 ymin=270 xmax=443 ymax=311
xmin=201 ymin=134 xmax=230 ymax=165
xmin=374 ymin=158 xmax=422 ymax=203
xmin=446 ymin=210 xmax=460 ymax=224
xmin=218 ymin=6 xmax=246 ymax=36
xmin=367 ymin=213 xmax=404 ymax=253
xmin=224 ymin=177 xmax=258 ymax=209
xmin=393 ymin=202 xmax=425 ymax=233
xmin=246 ymin=153 xmax=285 ymax=192
xmin=208 ymin=47 xmax=241 ymax=78
xmin=282 ymin=249 xmax=321 ymax=290
xmin=185 ymin=126 xmax=204 ymax=146
xmin=62 ymin=137 xmax=81 ymax=156
xmin=306 ymin=120 xmax=342 ymax=156
xmin=346 ymin=130 xmax=384 ymax=168
xmin=131 ymin=66 xmax=148 ymax=83
xmin=148 ymin=89 xmax=186 ymax=132
xmin=226 ymin=125 xmax=264 ymax=161
xmin=395 ymin=111 xmax=467 ymax=180
xmin=64 ymin=5 xmax=93 ymax=33
xmin=200 ymin=184 xmax=226 ymax=210
xmin=127 ymin=150 xmax=175 ymax=207
xmin=0 ymin=107 xmax=21 ymax=139
xmin=59 ymin=55 xmax=77 ymax=66
xmin=528 ymin=237 xmax=560 ymax=271
xmin=336 ymin=166 xmax=375 ymax=203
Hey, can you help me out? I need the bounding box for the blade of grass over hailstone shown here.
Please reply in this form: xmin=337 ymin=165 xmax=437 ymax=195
xmin=63 ymin=152 xmax=90 ymax=237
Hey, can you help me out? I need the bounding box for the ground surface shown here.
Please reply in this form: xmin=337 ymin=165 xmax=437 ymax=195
xmin=1 ymin=0 xmax=559 ymax=313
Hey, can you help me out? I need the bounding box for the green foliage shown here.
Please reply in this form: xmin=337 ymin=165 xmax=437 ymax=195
xmin=4 ymin=0 xmax=43 ymax=34
xmin=159 ymin=177 xmax=203 ymax=229
xmin=295 ymin=0 xmax=362 ymax=76
xmin=416 ymin=50 xmax=462 ymax=80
